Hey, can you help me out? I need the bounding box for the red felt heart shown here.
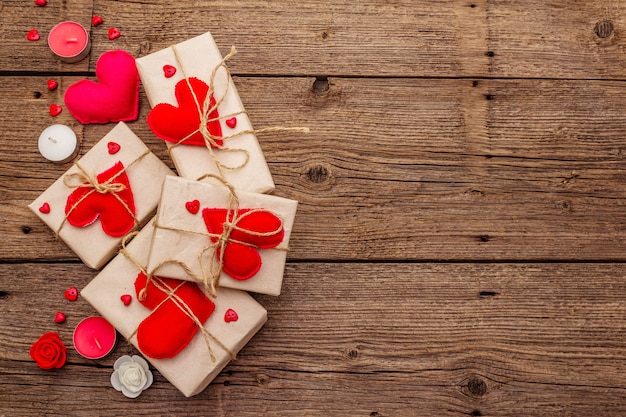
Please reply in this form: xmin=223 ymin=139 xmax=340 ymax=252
xmin=27 ymin=29 xmax=40 ymax=41
xmin=120 ymin=294 xmax=132 ymax=306
xmin=107 ymin=141 xmax=120 ymax=154
xmin=64 ymin=50 xmax=139 ymax=124
xmin=224 ymin=308 xmax=238 ymax=323
xmin=54 ymin=312 xmax=66 ymax=323
xmin=47 ymin=79 xmax=58 ymax=91
xmin=134 ymin=272 xmax=215 ymax=359
xmin=225 ymin=117 xmax=237 ymax=128
xmin=64 ymin=287 xmax=78 ymax=301
xmin=39 ymin=202 xmax=50 ymax=213
xmin=202 ymin=208 xmax=284 ymax=280
xmin=147 ymin=77 xmax=223 ymax=147
xmin=108 ymin=27 xmax=121 ymax=40
xmin=49 ymin=104 xmax=62 ymax=117
xmin=65 ymin=161 xmax=136 ymax=237
xmin=185 ymin=199 xmax=200 ymax=214
xmin=35 ymin=0 xmax=47 ymax=5
xmin=91 ymin=15 xmax=103 ymax=26
xmin=163 ymin=65 xmax=177 ymax=78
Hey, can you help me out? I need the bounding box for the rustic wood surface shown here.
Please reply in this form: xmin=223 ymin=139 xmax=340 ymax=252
xmin=1 ymin=1 xmax=626 ymax=416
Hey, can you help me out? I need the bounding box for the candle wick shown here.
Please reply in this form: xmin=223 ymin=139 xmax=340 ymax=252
xmin=67 ymin=38 xmax=78 ymax=43
xmin=48 ymin=136 xmax=57 ymax=144
xmin=94 ymin=338 xmax=102 ymax=350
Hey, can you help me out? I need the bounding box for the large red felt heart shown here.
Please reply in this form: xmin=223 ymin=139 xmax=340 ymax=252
xmin=147 ymin=77 xmax=223 ymax=147
xmin=65 ymin=161 xmax=136 ymax=237
xmin=134 ymin=272 xmax=215 ymax=359
xmin=202 ymin=208 xmax=284 ymax=280
xmin=64 ymin=50 xmax=139 ymax=124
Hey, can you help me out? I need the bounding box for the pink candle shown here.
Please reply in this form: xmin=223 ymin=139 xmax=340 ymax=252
xmin=48 ymin=21 xmax=91 ymax=63
xmin=73 ymin=316 xmax=117 ymax=359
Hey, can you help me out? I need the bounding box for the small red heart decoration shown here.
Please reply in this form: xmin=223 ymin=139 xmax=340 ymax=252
xmin=54 ymin=312 xmax=66 ymax=324
xmin=39 ymin=202 xmax=50 ymax=214
xmin=120 ymin=294 xmax=132 ymax=306
xmin=185 ymin=200 xmax=200 ymax=214
xmin=108 ymin=27 xmax=121 ymax=40
xmin=35 ymin=0 xmax=47 ymax=6
xmin=92 ymin=15 xmax=103 ymax=26
xmin=163 ymin=65 xmax=177 ymax=78
xmin=47 ymin=79 xmax=58 ymax=91
xmin=224 ymin=308 xmax=238 ymax=323
xmin=27 ymin=29 xmax=40 ymax=41
xmin=225 ymin=117 xmax=237 ymax=128
xmin=64 ymin=287 xmax=78 ymax=302
xmin=107 ymin=141 xmax=121 ymax=154
xmin=49 ymin=104 xmax=62 ymax=117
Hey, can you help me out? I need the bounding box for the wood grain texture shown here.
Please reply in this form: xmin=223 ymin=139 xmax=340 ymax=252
xmin=1 ymin=262 xmax=625 ymax=416
xmin=3 ymin=76 xmax=626 ymax=262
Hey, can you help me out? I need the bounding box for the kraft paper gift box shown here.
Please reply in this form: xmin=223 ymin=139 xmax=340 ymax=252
xmin=136 ymin=31 xmax=275 ymax=194
xmin=146 ymin=175 xmax=297 ymax=296
xmin=81 ymin=220 xmax=268 ymax=397
xmin=28 ymin=122 xmax=174 ymax=269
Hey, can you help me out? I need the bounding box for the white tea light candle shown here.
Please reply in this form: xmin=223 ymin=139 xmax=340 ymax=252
xmin=38 ymin=124 xmax=79 ymax=163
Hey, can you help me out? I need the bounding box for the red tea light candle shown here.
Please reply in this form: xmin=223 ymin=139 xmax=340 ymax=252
xmin=48 ymin=21 xmax=91 ymax=63
xmin=73 ymin=316 xmax=117 ymax=359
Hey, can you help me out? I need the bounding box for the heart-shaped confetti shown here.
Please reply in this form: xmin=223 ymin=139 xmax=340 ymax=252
xmin=47 ymin=79 xmax=58 ymax=91
xmin=107 ymin=141 xmax=121 ymax=154
xmin=38 ymin=202 xmax=50 ymax=213
xmin=54 ymin=312 xmax=66 ymax=324
xmin=225 ymin=117 xmax=237 ymax=128
xmin=92 ymin=15 xmax=103 ymax=26
xmin=120 ymin=294 xmax=132 ymax=306
xmin=64 ymin=287 xmax=78 ymax=301
xmin=35 ymin=0 xmax=47 ymax=6
xmin=27 ymin=29 xmax=40 ymax=41
xmin=224 ymin=308 xmax=238 ymax=323
xmin=163 ymin=65 xmax=177 ymax=78
xmin=185 ymin=200 xmax=200 ymax=214
xmin=49 ymin=104 xmax=62 ymax=117
xmin=108 ymin=27 xmax=121 ymax=40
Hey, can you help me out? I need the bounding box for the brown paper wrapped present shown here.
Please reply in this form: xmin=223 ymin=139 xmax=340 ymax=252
xmin=81 ymin=220 xmax=268 ymax=397
xmin=136 ymin=31 xmax=275 ymax=194
xmin=146 ymin=175 xmax=297 ymax=296
xmin=28 ymin=122 xmax=174 ymax=269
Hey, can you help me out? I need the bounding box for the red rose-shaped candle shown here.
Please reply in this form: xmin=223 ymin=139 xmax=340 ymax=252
xmin=30 ymin=332 xmax=67 ymax=370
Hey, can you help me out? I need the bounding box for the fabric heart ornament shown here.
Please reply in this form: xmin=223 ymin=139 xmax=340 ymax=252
xmin=134 ymin=272 xmax=215 ymax=359
xmin=147 ymin=77 xmax=223 ymax=147
xmin=202 ymin=208 xmax=284 ymax=280
xmin=64 ymin=50 xmax=140 ymax=124
xmin=65 ymin=161 xmax=136 ymax=237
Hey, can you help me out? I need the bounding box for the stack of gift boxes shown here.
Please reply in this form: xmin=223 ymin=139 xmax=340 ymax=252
xmin=28 ymin=32 xmax=299 ymax=397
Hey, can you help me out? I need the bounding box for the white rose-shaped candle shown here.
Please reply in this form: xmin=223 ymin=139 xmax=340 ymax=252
xmin=111 ymin=355 xmax=153 ymax=398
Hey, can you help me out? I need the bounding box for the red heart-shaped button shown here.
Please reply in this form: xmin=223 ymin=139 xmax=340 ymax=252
xmin=65 ymin=161 xmax=136 ymax=237
xmin=108 ymin=27 xmax=121 ymax=40
xmin=92 ymin=15 xmax=103 ymax=26
xmin=135 ymin=272 xmax=215 ymax=359
xmin=163 ymin=65 xmax=177 ymax=78
xmin=64 ymin=50 xmax=139 ymax=124
xmin=120 ymin=294 xmax=132 ymax=306
xmin=225 ymin=117 xmax=237 ymax=128
xmin=224 ymin=308 xmax=238 ymax=323
xmin=185 ymin=199 xmax=200 ymax=214
xmin=49 ymin=104 xmax=62 ymax=117
xmin=64 ymin=287 xmax=78 ymax=301
xmin=47 ymin=79 xmax=58 ymax=91
xmin=147 ymin=77 xmax=223 ymax=147
xmin=107 ymin=141 xmax=121 ymax=154
xmin=54 ymin=312 xmax=66 ymax=323
xmin=27 ymin=29 xmax=40 ymax=41
xmin=35 ymin=0 xmax=47 ymax=5
xmin=39 ymin=202 xmax=50 ymax=213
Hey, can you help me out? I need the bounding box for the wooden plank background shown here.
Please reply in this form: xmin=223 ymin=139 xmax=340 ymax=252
xmin=1 ymin=0 xmax=626 ymax=416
